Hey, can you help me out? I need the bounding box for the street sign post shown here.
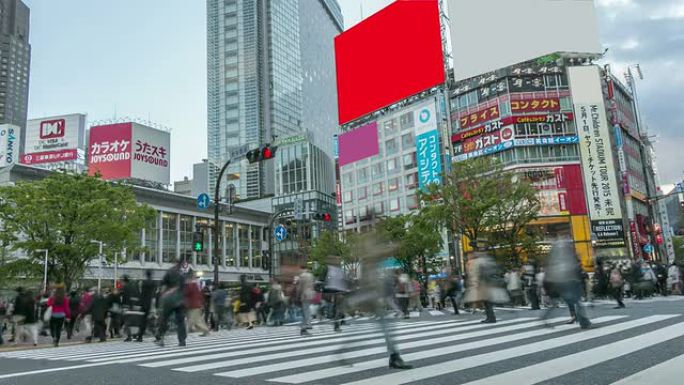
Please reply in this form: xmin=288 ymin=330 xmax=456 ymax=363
xmin=197 ymin=193 xmax=211 ymax=210
xmin=274 ymin=225 xmax=288 ymax=242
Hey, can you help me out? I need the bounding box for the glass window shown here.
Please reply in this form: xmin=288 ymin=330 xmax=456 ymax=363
xmin=161 ymin=213 xmax=178 ymax=263
xmin=560 ymin=97 xmax=572 ymax=110
xmin=372 ymin=162 xmax=384 ymax=178
xmin=342 ymin=172 xmax=354 ymax=186
xmin=390 ymin=198 xmax=401 ymax=212
xmin=251 ymin=226 xmax=262 ymax=269
xmin=225 ymin=223 xmax=235 ymax=267
xmin=545 ymin=75 xmax=558 ymax=88
xmin=406 ymin=173 xmax=418 ymax=188
xmin=357 ymin=167 xmax=369 ymax=184
xmin=403 ymin=152 xmax=416 ymax=169
xmin=343 ymin=190 xmax=353 ymax=203
xmin=402 ymin=133 xmax=415 ymax=149
xmin=387 ymin=158 xmax=399 ymax=174
xmin=515 ymin=125 xmax=527 ymax=136
xmin=357 ymin=186 xmax=368 ymax=200
xmin=359 ymin=206 xmax=369 ymax=220
xmin=373 ymin=182 xmax=384 ymax=196
xmin=374 ymin=202 xmax=384 ymax=215
xmin=385 ymin=138 xmax=399 ymax=155
xmin=238 ymin=224 xmax=250 ymax=268
xmin=179 ymin=215 xmax=194 ymax=264
xmin=400 ymin=112 xmax=414 ymax=130
xmin=344 ymin=209 xmax=355 ymax=225
xmin=407 ymin=195 xmax=419 ymax=210
xmin=389 ymin=177 xmax=400 ymax=191
xmin=144 ymin=213 xmax=159 ymax=264
xmin=383 ymin=119 xmax=399 ymax=136
xmin=195 ymin=218 xmax=209 ymax=265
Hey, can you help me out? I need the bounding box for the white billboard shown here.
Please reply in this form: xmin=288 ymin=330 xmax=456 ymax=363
xmin=447 ymin=0 xmax=601 ymax=80
xmin=568 ymin=65 xmax=625 ymax=248
xmin=130 ymin=123 xmax=171 ymax=185
xmin=0 ymin=124 xmax=21 ymax=167
xmin=22 ymin=114 xmax=86 ymax=165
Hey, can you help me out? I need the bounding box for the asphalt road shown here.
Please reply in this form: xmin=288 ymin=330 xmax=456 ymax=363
xmin=1 ymin=297 xmax=683 ymax=385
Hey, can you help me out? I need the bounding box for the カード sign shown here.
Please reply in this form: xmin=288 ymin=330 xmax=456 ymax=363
xmin=88 ymin=122 xmax=171 ymax=184
xmin=22 ymin=114 xmax=86 ymax=165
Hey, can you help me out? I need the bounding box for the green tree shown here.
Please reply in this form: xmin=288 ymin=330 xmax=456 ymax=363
xmin=378 ymin=213 xmax=442 ymax=294
xmin=673 ymin=236 xmax=684 ymax=265
xmin=423 ymin=157 xmax=541 ymax=268
xmin=0 ymin=172 xmax=155 ymax=289
xmin=308 ymin=230 xmax=350 ymax=277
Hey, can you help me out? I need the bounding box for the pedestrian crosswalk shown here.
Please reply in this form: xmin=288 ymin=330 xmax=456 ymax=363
xmin=1 ymin=313 xmax=684 ymax=384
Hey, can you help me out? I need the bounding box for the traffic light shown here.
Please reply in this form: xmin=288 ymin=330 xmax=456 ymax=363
xmin=192 ymin=231 xmax=204 ymax=252
xmin=262 ymin=251 xmax=271 ymax=271
xmin=312 ymin=212 xmax=332 ymax=222
xmin=246 ymin=144 xmax=278 ymax=164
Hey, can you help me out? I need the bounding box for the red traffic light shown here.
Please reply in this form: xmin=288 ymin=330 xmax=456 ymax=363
xmin=262 ymin=146 xmax=274 ymax=159
xmin=323 ymin=213 xmax=332 ymax=222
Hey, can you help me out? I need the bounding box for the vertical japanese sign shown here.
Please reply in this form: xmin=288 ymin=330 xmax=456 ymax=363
xmin=414 ymin=101 xmax=442 ymax=190
xmin=568 ymin=66 xmax=625 ymax=248
xmin=0 ymin=124 xmax=20 ymax=167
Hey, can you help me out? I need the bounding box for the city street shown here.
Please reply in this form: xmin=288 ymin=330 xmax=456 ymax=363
xmin=1 ymin=297 xmax=683 ymax=385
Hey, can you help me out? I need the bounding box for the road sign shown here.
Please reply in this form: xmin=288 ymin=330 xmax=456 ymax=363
xmin=274 ymin=225 xmax=288 ymax=242
xmin=294 ymin=199 xmax=304 ymax=220
xmin=643 ymin=243 xmax=654 ymax=254
xmin=197 ymin=193 xmax=210 ymax=210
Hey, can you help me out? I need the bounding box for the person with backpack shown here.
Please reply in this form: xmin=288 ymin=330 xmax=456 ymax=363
xmin=66 ymin=290 xmax=81 ymax=339
xmin=609 ymin=265 xmax=626 ymax=308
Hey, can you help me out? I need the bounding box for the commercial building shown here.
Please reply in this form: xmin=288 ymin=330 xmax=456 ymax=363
xmin=173 ymin=176 xmax=192 ymax=195
xmin=449 ymin=52 xmax=663 ymax=267
xmin=271 ymin=134 xmax=336 ymax=268
xmin=206 ymin=0 xmax=342 ymax=200
xmin=0 ymin=0 xmax=30 ymax=144
xmin=21 ymin=113 xmax=87 ymax=173
xmin=0 ymin=164 xmax=272 ymax=283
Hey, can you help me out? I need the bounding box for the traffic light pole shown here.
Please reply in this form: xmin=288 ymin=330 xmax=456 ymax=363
xmin=213 ymin=159 xmax=232 ymax=287
xmin=267 ymin=208 xmax=294 ymax=280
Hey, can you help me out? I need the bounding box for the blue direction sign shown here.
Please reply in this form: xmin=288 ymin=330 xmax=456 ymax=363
xmin=196 ymin=193 xmax=211 ymax=210
xmin=274 ymin=225 xmax=288 ymax=242
xmin=643 ymin=244 xmax=654 ymax=254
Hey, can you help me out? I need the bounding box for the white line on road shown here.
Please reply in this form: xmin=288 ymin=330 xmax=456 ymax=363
xmin=609 ymin=353 xmax=684 ymax=385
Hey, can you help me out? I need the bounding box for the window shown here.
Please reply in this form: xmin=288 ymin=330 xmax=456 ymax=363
xmin=545 ymin=75 xmax=558 ymax=88
xmin=407 ymin=195 xmax=419 ymax=210
xmin=402 ymin=133 xmax=415 ymax=149
xmin=400 ymin=112 xmax=414 ymax=130
xmin=195 ymin=218 xmax=209 ymax=265
xmin=225 ymin=223 xmax=235 ymax=267
xmin=355 ymin=167 xmax=369 ymax=184
xmin=390 ymin=198 xmax=401 ymax=212
xmin=144 ymin=214 xmax=159 ymax=263
xmin=238 ymin=224 xmax=250 ymax=268
xmin=359 ymin=206 xmax=370 ymax=220
xmin=389 ymin=177 xmax=400 ymax=191
xmin=342 ymin=172 xmax=354 ymax=186
xmin=161 ymin=213 xmax=178 ymax=263
xmin=251 ymin=226 xmax=262 ymax=269
xmin=373 ymin=182 xmax=384 ymax=196
xmin=374 ymin=202 xmax=384 ymax=215
xmin=385 ymin=138 xmax=399 ymax=155
xmin=383 ymin=119 xmax=399 ymax=136
xmin=344 ymin=209 xmax=355 ymax=225
xmin=343 ymin=190 xmax=353 ymax=203
xmin=179 ymin=215 xmax=194 ymax=264
xmin=403 ymin=152 xmax=416 ymax=169
xmin=405 ymin=173 xmax=418 ymax=189
xmin=387 ymin=158 xmax=399 ymax=173
xmin=560 ymin=97 xmax=572 ymax=110
xmin=372 ymin=162 xmax=384 ymax=178
xmin=357 ymin=186 xmax=368 ymax=200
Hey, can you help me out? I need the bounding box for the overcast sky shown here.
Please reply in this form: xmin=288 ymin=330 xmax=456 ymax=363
xmin=23 ymin=0 xmax=684 ymax=184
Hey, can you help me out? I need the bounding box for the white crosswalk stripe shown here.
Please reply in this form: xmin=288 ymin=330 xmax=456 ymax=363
xmin=1 ymin=313 xmax=683 ymax=385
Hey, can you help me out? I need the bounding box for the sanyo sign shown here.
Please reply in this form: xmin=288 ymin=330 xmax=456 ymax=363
xmin=0 ymin=124 xmax=21 ymax=167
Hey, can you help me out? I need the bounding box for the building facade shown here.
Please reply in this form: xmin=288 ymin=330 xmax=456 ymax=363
xmin=1 ymin=164 xmax=272 ymax=283
xmin=206 ymin=0 xmax=342 ymax=200
xmin=0 ymin=0 xmax=30 ymax=145
xmin=450 ymin=53 xmax=662 ymax=267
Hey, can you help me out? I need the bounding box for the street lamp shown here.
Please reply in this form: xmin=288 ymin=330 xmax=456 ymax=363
xmin=35 ymin=249 xmax=48 ymax=292
xmin=90 ymin=240 xmax=104 ymax=291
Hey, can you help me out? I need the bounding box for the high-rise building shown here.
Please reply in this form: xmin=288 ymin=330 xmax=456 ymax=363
xmin=0 ymin=0 xmax=30 ymax=145
xmin=206 ymin=0 xmax=342 ymax=200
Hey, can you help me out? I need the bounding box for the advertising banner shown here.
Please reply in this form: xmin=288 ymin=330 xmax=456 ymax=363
xmin=513 ymin=136 xmax=579 ymax=146
xmin=510 ymin=97 xmax=560 ymax=113
xmin=22 ymin=114 xmax=85 ymax=165
xmin=458 ymin=105 xmax=500 ymax=129
xmin=414 ymin=101 xmax=441 ymax=189
xmin=511 ymin=112 xmax=573 ymax=124
xmin=88 ymin=122 xmax=171 ymax=185
xmin=130 ymin=123 xmax=171 ymax=185
xmin=457 ymin=126 xmax=514 ymax=155
xmin=338 ymin=122 xmax=379 ymax=167
xmin=0 ymin=124 xmax=20 ymax=167
xmin=88 ymin=123 xmax=133 ymax=180
xmin=568 ymin=66 xmax=625 ymax=248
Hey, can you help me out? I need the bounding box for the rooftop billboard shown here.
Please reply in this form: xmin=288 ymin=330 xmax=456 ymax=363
xmin=88 ymin=122 xmax=170 ymax=185
xmin=22 ymin=114 xmax=86 ymax=165
xmin=334 ymin=0 xmax=445 ymax=125
xmin=447 ymin=0 xmax=601 ymax=80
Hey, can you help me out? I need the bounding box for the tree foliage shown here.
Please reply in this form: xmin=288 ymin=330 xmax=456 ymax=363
xmin=0 ymin=172 xmax=155 ymax=289
xmin=309 ymin=230 xmax=351 ymax=277
xmin=423 ymin=157 xmax=541 ymax=268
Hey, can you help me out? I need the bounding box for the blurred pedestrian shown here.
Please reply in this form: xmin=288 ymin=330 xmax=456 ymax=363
xmin=13 ymin=288 xmax=38 ymax=346
xmin=267 ymin=278 xmax=285 ymax=327
xmin=184 ymin=275 xmax=210 ymax=336
xmin=79 ymin=288 xmax=95 ymax=341
xmin=121 ymin=275 xmax=144 ymax=342
xmin=609 ymin=265 xmax=626 ymax=308
xmin=46 ymin=284 xmax=71 ymax=347
xmin=505 ymin=269 xmax=524 ymax=307
xmin=211 ymin=283 xmax=230 ymax=330
xmin=138 ymin=270 xmax=156 ymax=341
xmin=446 ymin=275 xmax=463 ymax=315
xmin=66 ymin=290 xmax=81 ymax=339
xmin=669 ymin=263 xmax=681 ymax=295
xmin=84 ymin=290 xmax=108 ymax=343
xmin=296 ymin=268 xmax=315 ymax=336
xmin=464 ymin=241 xmax=508 ymax=323
xmin=106 ymin=288 xmax=122 ymax=339
xmin=155 ymin=260 xmax=187 ymax=347
xmin=395 ymin=270 xmax=411 ymax=318
xmin=409 ymin=278 xmax=422 ymax=312
xmin=237 ymin=274 xmax=258 ymax=330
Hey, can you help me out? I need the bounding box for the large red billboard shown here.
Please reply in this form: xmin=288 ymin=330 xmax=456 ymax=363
xmin=334 ymin=0 xmax=445 ymax=125
xmin=88 ymin=123 xmax=132 ymax=180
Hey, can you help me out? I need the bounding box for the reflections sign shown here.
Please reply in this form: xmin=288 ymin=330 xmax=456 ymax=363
xmin=568 ymin=66 xmax=625 ymax=248
xmin=88 ymin=122 xmax=171 ymax=184
xmin=414 ymin=101 xmax=441 ymax=189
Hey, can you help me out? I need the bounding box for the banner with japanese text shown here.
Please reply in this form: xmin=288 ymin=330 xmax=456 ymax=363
xmin=413 ymin=101 xmax=442 ymax=190
xmin=568 ymin=66 xmax=625 ymax=248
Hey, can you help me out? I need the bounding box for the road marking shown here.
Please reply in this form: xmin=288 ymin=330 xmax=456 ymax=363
xmin=0 ymin=362 xmax=114 ymax=379
xmin=338 ymin=314 xmax=678 ymax=385
xmin=610 ymin=353 xmax=684 ymax=385
xmin=463 ymin=322 xmax=684 ymax=385
xmin=270 ymin=316 xmax=625 ymax=384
